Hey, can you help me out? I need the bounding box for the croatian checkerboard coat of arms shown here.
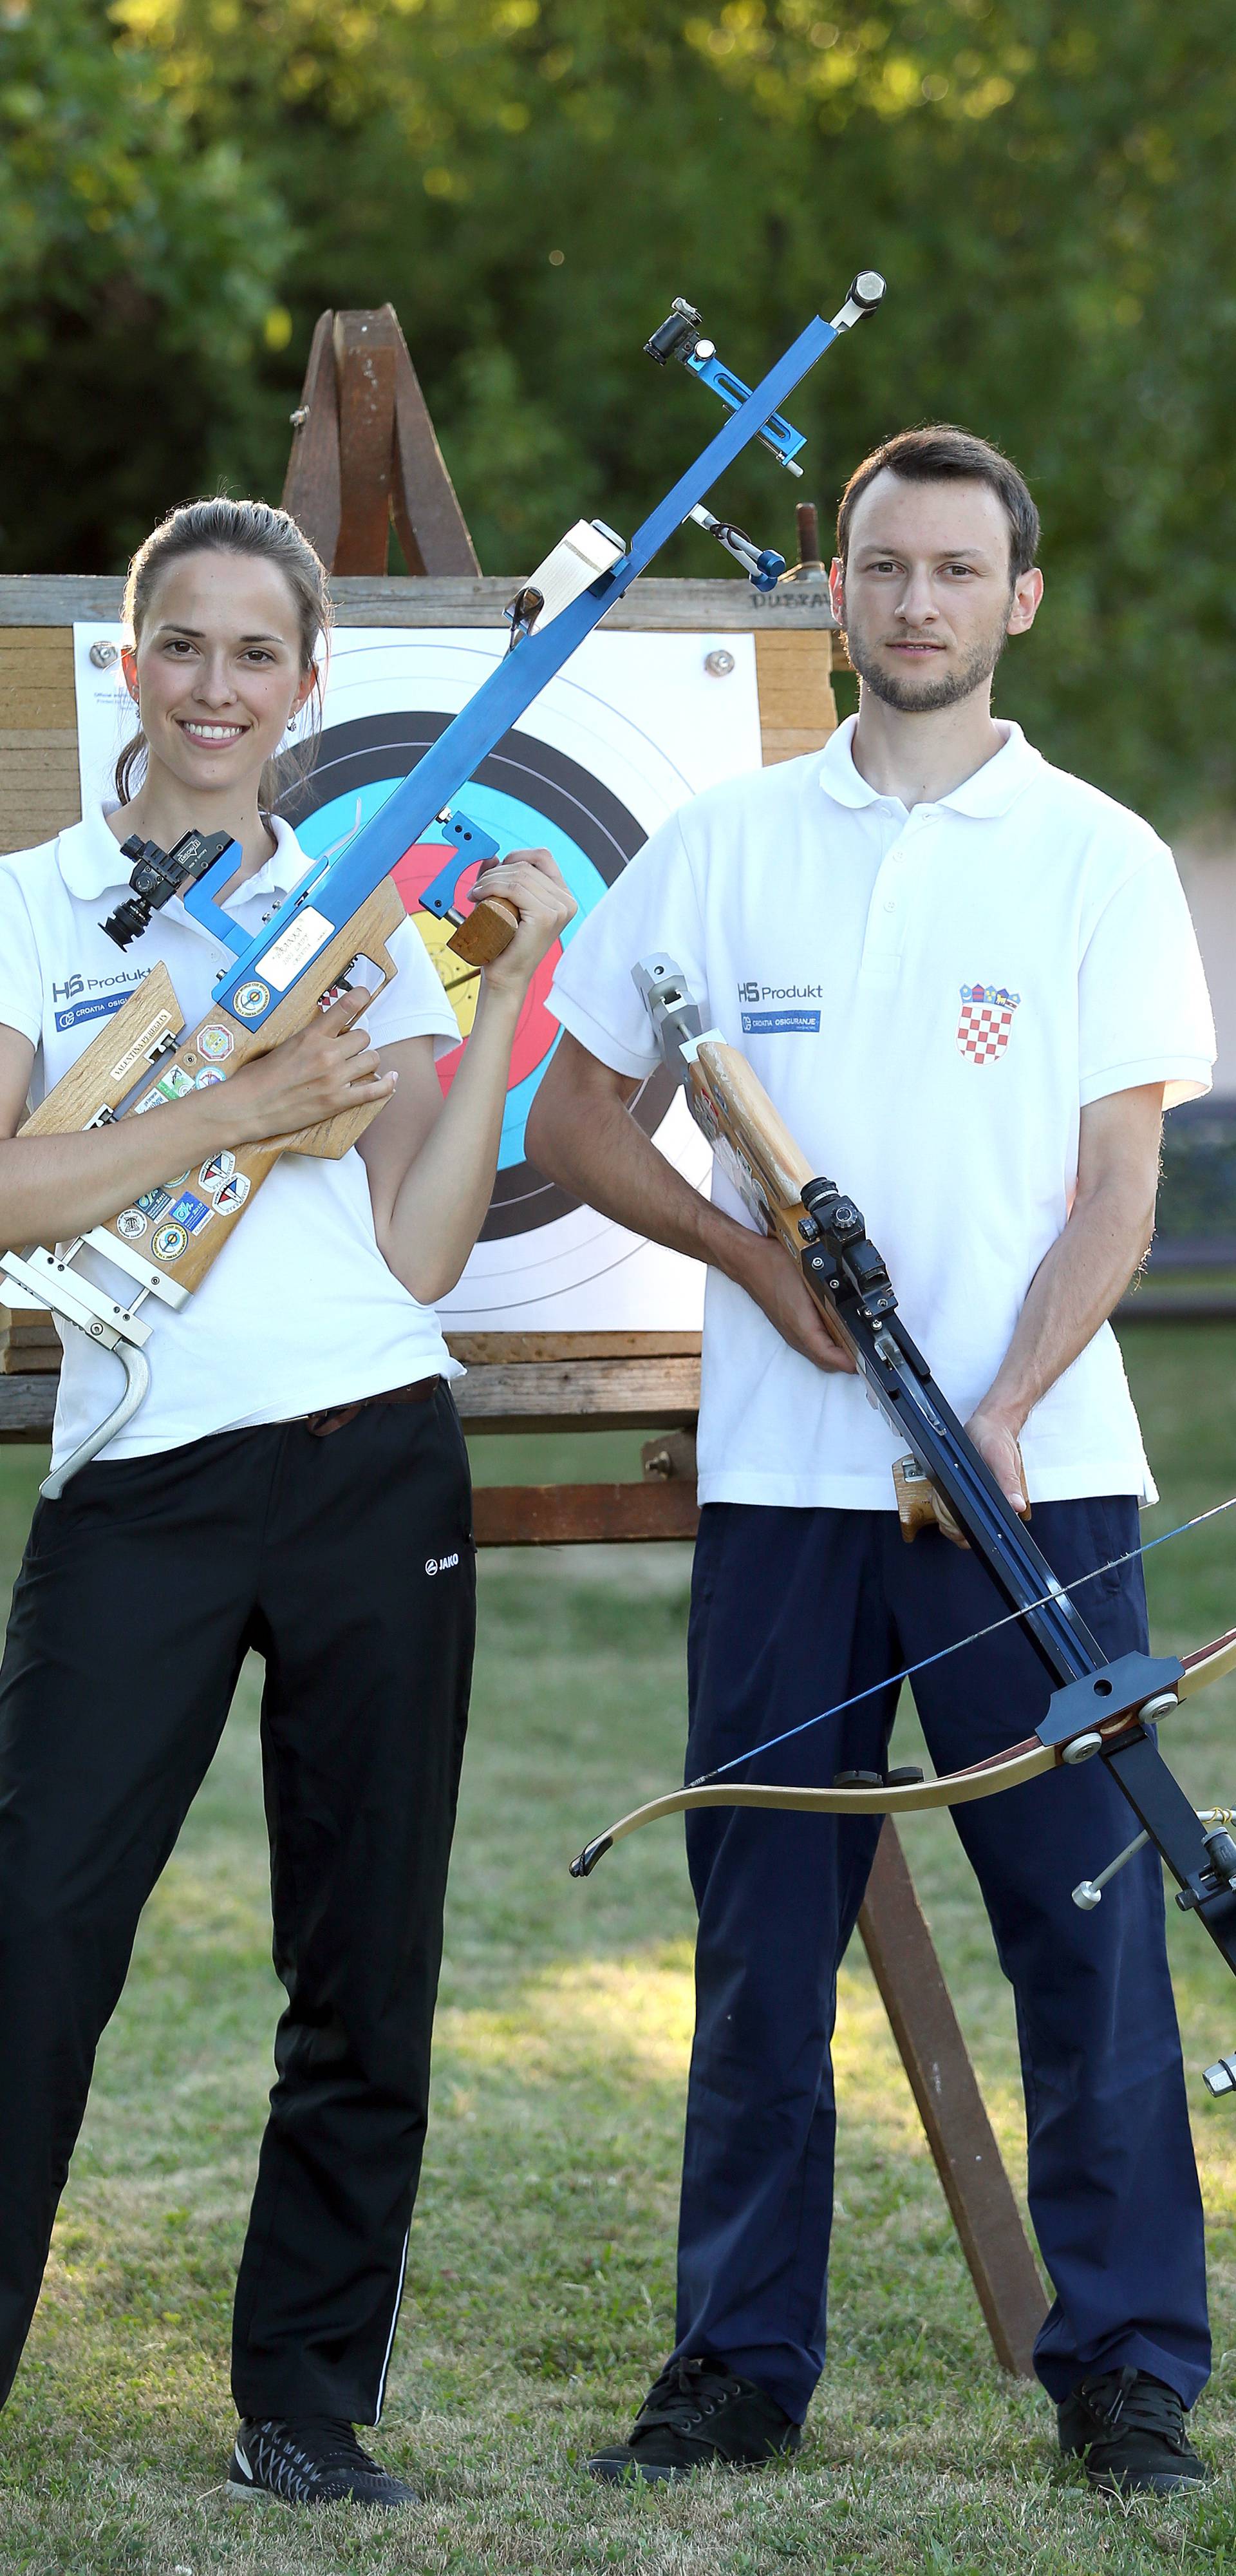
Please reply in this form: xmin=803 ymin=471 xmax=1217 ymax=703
xmin=957 ymin=982 xmax=1020 ymax=1065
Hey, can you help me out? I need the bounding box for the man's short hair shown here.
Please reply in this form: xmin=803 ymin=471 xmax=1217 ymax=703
xmin=837 ymin=426 xmax=1040 ymax=580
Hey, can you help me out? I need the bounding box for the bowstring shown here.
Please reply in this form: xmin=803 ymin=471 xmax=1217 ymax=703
xmin=689 ymin=1490 xmax=1236 ymax=1790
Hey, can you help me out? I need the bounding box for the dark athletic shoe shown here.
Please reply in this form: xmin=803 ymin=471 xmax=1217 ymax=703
xmin=1058 ymin=2369 xmax=1206 ymax=2495
xmin=227 ymin=2417 xmax=417 ymax=2508
xmin=587 ymin=2353 xmax=801 ymax=2485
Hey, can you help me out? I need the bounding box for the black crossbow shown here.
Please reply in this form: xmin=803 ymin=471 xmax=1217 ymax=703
xmin=568 ymin=962 xmax=1236 ymax=2096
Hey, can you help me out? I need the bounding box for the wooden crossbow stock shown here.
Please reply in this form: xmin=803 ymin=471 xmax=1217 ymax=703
xmin=554 ymin=960 xmax=1236 ymax=2094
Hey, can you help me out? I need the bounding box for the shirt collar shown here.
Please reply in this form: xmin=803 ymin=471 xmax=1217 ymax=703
xmin=817 ymin=714 xmax=1042 ymax=820
xmin=55 ymin=807 xmax=303 ymax=906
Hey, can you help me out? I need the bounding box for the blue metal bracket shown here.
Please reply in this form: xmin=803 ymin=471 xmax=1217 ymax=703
xmin=644 ymin=294 xmax=810 ymax=473
xmin=418 ymin=810 xmax=501 ymax=924
xmin=684 ymin=350 xmax=805 ymax=475
xmin=181 ymin=838 xmax=252 ymax=954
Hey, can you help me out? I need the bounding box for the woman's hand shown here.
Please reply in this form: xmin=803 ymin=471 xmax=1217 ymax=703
xmin=468 ymin=850 xmax=576 ymax=998
xmin=224 ymin=996 xmax=397 ymax=1144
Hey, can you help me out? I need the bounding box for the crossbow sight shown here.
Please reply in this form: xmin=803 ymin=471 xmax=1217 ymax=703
xmin=644 ymin=273 xmax=886 ymax=477
xmin=103 ymin=828 xmax=236 ymax=951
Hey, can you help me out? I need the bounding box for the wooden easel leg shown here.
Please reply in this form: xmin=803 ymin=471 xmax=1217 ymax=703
xmin=857 ymin=1821 xmax=1048 ymax=2378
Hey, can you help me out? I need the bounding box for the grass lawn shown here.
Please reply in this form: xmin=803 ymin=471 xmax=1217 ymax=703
xmin=3 ymin=1321 xmax=1236 ymax=2572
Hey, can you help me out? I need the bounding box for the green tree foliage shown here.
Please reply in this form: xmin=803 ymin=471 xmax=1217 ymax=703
xmin=3 ymin=0 xmax=1234 ymax=824
xmin=0 ymin=0 xmax=285 ymax=569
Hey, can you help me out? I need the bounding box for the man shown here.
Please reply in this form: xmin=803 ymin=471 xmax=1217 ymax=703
xmin=525 ymin=427 xmax=1217 ymax=2496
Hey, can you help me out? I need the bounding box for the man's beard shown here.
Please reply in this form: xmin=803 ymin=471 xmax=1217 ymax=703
xmin=845 ymin=621 xmax=1008 ymax=715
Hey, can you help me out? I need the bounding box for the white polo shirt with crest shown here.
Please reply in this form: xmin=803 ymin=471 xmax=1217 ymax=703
xmin=547 ymin=716 xmax=1216 ymax=1510
xmin=0 ymin=805 xmax=463 ymax=1475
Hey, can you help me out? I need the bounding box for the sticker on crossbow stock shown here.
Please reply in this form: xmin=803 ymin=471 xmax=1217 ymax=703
xmin=108 ymin=1009 xmax=177 ymax=1088
xmin=167 ymin=1191 xmax=213 ymax=1236
xmin=115 ymin=1209 xmax=147 ymax=1240
xmin=135 ymin=1063 xmax=195 ymax=1112
xmin=199 ymin=1153 xmax=236 ymax=1194
xmin=261 ymin=906 xmax=333 ymax=993
xmin=232 ymin=981 xmax=270 ymax=1019
xmin=195 ymin=1068 xmax=225 ymax=1088
xmin=196 ymin=1025 xmax=234 ymax=1061
xmin=212 ymin=1174 xmax=249 ymax=1214
xmin=151 ymin=1222 xmax=188 ymax=1263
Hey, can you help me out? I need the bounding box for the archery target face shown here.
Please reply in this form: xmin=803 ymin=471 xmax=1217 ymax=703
xmin=73 ymin=622 xmax=762 ymax=1327
xmin=284 ymin=710 xmax=659 ymax=1242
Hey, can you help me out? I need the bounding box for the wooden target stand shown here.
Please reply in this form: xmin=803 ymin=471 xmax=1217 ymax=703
xmin=0 ymin=307 xmax=1047 ymax=2376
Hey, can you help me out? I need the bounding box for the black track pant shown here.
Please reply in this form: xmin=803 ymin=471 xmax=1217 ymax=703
xmin=0 ymin=1385 xmax=474 ymax=2422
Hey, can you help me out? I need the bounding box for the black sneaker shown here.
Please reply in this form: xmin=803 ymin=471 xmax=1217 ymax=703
xmin=587 ymin=2353 xmax=801 ymax=2485
xmin=227 ymin=2417 xmax=417 ymax=2508
xmin=1058 ymin=2368 xmax=1206 ymax=2494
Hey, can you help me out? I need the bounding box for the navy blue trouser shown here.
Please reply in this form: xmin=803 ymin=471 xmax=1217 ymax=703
xmin=674 ymin=1499 xmax=1208 ymax=2420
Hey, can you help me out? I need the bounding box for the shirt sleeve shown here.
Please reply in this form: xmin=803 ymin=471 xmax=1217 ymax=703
xmin=546 ymin=813 xmax=706 ymax=1076
xmin=1078 ymin=845 xmax=1215 ymax=1110
xmin=351 ymin=914 xmax=462 ymax=1059
xmin=0 ymin=862 xmax=46 ymax=1052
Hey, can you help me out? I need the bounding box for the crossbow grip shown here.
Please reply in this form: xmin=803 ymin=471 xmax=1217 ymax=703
xmin=447 ymin=894 xmax=520 ymax=969
xmin=892 ymin=1454 xmax=968 ymax=1548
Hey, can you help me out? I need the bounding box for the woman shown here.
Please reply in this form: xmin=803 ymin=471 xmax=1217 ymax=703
xmin=0 ymin=498 xmax=573 ymax=2508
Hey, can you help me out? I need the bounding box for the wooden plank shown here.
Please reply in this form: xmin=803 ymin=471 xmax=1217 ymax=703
xmin=332 ymin=316 xmax=398 ymax=576
xmin=0 ymin=1354 xmax=700 ymax=1430
xmin=0 ymin=575 xmax=843 ymax=634
xmin=454 ymin=1356 xmax=700 ymax=1428
xmin=0 ymin=629 xmax=77 ymax=726
xmin=445 ymin=1331 xmax=700 ymax=1362
xmin=755 ymin=629 xmax=838 ymax=766
xmin=0 ymin=1377 xmax=55 ymax=1434
xmin=473 ymin=1481 xmax=699 ymax=1544
xmin=0 ymin=1336 xmax=704 ymax=1393
xmin=281 ymin=310 xmax=343 ymax=568
xmin=857 ymin=1822 xmax=1047 ymax=2377
xmin=0 ymin=741 xmax=81 ymax=853
xmin=380 ymin=305 xmax=481 ymax=577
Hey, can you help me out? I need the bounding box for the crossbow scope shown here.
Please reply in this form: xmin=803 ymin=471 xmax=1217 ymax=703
xmin=103 ymin=828 xmax=235 ymax=951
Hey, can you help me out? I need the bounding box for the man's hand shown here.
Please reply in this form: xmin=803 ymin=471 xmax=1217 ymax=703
xmin=965 ymin=1405 xmax=1030 ymax=1513
xmin=730 ymin=1231 xmax=857 ymax=1374
xmin=224 ymin=996 xmax=396 ymax=1144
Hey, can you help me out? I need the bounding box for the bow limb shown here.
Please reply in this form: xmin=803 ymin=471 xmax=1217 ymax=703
xmin=570 ymin=1623 xmax=1236 ymax=1879
xmin=1176 ymin=1626 xmax=1236 ymax=1702
xmin=569 ymin=1735 xmax=1053 ymax=1876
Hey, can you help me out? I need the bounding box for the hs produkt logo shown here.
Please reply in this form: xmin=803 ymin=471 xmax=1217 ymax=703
xmin=53 ymin=968 xmax=140 ymax=1005
xmin=738 ymin=980 xmax=823 ymax=1004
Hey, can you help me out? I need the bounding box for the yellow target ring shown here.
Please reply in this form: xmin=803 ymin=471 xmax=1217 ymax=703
xmin=417 ymin=913 xmax=480 ymax=1041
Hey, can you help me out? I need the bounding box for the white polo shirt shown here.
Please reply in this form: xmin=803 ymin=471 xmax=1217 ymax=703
xmin=547 ymin=717 xmax=1215 ymax=1510
xmin=0 ymin=805 xmax=463 ymax=1474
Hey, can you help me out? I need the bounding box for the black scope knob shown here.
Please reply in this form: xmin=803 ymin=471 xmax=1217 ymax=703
xmin=644 ymin=299 xmax=703 ymax=365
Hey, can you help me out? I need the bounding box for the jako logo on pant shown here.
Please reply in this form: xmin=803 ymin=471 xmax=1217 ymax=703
xmin=425 ymin=1552 xmax=460 ymax=1577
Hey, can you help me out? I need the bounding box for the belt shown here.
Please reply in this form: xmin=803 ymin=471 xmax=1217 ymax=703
xmin=303 ymin=1377 xmax=440 ymax=1439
